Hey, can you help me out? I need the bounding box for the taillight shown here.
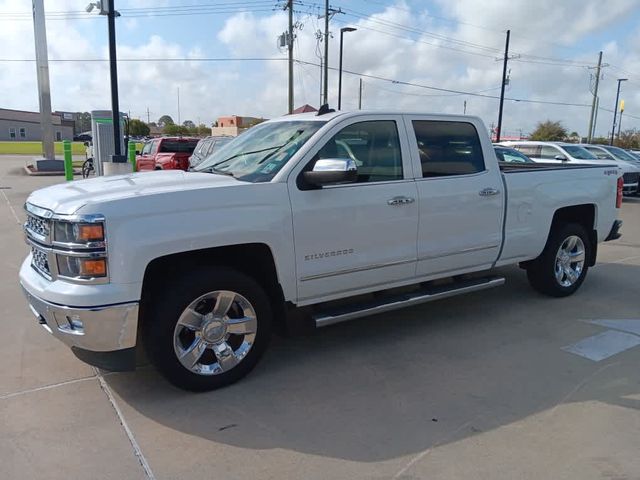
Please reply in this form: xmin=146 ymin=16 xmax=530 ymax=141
xmin=616 ymin=177 xmax=623 ymax=208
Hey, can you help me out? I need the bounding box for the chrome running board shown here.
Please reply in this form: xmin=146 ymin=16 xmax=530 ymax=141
xmin=314 ymin=276 xmax=505 ymax=328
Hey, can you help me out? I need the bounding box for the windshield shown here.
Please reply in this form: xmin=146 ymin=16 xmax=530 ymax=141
xmin=562 ymin=145 xmax=598 ymax=160
xmin=603 ymin=145 xmax=639 ymax=162
xmin=195 ymin=120 xmax=326 ymax=182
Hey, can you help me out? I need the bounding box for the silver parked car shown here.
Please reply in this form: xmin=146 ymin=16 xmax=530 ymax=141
xmin=189 ymin=136 xmax=233 ymax=169
xmin=580 ymin=144 xmax=640 ymax=195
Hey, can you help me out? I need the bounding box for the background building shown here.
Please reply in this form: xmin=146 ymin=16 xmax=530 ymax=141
xmin=211 ymin=115 xmax=265 ymax=136
xmin=0 ymin=108 xmax=74 ymax=141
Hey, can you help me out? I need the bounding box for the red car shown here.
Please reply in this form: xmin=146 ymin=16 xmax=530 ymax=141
xmin=136 ymin=137 xmax=200 ymax=171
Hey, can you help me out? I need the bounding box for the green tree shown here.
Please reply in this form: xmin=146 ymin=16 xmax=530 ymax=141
xmin=158 ymin=115 xmax=175 ymax=127
xmin=197 ymin=124 xmax=210 ymax=136
xmin=616 ymin=129 xmax=640 ymax=149
xmin=128 ymin=118 xmax=150 ymax=136
xmin=163 ymin=124 xmax=188 ymax=135
xmin=529 ymin=120 xmax=568 ymax=141
xmin=182 ymin=120 xmax=196 ymax=129
xmin=592 ymin=136 xmax=610 ymax=145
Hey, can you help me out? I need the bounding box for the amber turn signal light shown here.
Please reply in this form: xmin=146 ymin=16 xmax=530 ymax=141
xmin=79 ymin=259 xmax=107 ymax=277
xmin=77 ymin=224 xmax=104 ymax=241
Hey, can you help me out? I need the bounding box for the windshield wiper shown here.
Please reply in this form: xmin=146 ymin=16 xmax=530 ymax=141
xmin=206 ymin=145 xmax=282 ymax=170
xmin=201 ymin=166 xmax=235 ymax=177
xmin=256 ymin=129 xmax=304 ymax=165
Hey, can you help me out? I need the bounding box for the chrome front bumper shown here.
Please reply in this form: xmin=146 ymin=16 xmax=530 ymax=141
xmin=21 ymin=284 xmax=139 ymax=353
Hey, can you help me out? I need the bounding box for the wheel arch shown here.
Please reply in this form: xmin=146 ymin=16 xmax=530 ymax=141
xmin=550 ymin=204 xmax=597 ymax=266
xmin=139 ymin=243 xmax=286 ymax=333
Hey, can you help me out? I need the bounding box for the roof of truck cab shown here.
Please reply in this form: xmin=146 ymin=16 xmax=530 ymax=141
xmin=267 ymin=110 xmax=484 ymax=123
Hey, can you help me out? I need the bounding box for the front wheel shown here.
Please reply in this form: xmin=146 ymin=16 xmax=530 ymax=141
xmin=526 ymin=223 xmax=591 ymax=297
xmin=143 ymin=267 xmax=272 ymax=391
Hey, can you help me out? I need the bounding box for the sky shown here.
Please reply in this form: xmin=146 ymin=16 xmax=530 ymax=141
xmin=1 ymin=0 xmax=639 ymax=138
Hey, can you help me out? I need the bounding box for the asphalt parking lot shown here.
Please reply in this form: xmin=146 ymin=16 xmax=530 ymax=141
xmin=1 ymin=154 xmax=639 ymax=480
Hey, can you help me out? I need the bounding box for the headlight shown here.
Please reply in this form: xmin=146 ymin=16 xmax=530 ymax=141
xmin=54 ymin=221 xmax=104 ymax=244
xmin=57 ymin=255 xmax=107 ymax=279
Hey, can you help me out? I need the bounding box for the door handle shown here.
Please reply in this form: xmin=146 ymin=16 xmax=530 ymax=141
xmin=387 ymin=196 xmax=415 ymax=206
xmin=479 ymin=188 xmax=500 ymax=197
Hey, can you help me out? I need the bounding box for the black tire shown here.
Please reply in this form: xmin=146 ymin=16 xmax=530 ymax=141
xmin=142 ymin=266 xmax=272 ymax=391
xmin=526 ymin=223 xmax=591 ymax=297
xmin=81 ymin=159 xmax=94 ymax=179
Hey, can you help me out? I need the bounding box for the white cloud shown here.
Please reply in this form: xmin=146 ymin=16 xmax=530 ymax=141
xmin=1 ymin=0 xmax=639 ymax=136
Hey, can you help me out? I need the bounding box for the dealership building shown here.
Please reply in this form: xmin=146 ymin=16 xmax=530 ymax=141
xmin=0 ymin=108 xmax=74 ymax=141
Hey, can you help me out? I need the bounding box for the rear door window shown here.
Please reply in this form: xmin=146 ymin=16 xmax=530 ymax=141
xmin=411 ymin=121 xmax=485 ymax=177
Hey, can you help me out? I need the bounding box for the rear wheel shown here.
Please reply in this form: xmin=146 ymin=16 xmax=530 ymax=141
xmin=143 ymin=267 xmax=272 ymax=391
xmin=526 ymin=223 xmax=591 ymax=297
xmin=81 ymin=158 xmax=94 ymax=178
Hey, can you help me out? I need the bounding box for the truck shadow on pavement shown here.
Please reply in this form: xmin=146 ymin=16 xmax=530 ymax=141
xmin=104 ymin=264 xmax=640 ymax=463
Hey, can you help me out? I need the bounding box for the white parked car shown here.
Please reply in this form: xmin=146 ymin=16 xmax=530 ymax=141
xmin=20 ymin=112 xmax=623 ymax=391
xmin=502 ymin=141 xmax=639 ymax=195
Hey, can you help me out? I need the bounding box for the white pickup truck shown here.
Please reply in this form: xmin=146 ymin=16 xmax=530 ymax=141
xmin=20 ymin=111 xmax=623 ymax=391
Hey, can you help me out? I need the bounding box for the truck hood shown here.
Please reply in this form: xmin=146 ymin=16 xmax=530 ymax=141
xmin=27 ymin=170 xmax=240 ymax=215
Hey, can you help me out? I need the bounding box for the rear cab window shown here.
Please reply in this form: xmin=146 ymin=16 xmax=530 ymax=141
xmin=410 ymin=120 xmax=485 ymax=177
xmin=159 ymin=140 xmax=199 ymax=154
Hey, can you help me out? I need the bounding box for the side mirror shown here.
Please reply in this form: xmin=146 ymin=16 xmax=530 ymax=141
xmin=554 ymin=155 xmax=568 ymax=161
xmin=303 ymin=158 xmax=357 ymax=187
xmin=83 ymin=141 xmax=89 ymax=147
xmin=135 ymin=150 xmax=141 ymax=155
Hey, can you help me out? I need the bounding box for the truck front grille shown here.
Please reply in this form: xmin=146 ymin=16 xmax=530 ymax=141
xmin=622 ymin=172 xmax=639 ymax=185
xmin=30 ymin=246 xmax=51 ymax=279
xmin=25 ymin=213 xmax=50 ymax=239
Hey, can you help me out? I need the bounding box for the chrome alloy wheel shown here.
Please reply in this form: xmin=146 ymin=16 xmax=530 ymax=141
xmin=173 ymin=290 xmax=257 ymax=375
xmin=554 ymin=235 xmax=585 ymax=287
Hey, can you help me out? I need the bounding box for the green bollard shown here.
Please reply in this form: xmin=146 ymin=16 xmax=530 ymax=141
xmin=128 ymin=141 xmax=136 ymax=172
xmin=63 ymin=140 xmax=73 ymax=181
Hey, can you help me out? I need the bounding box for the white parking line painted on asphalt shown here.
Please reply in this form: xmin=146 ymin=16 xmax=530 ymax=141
xmin=0 ymin=189 xmax=21 ymax=225
xmin=586 ymin=319 xmax=640 ymax=336
xmin=562 ymin=330 xmax=640 ymax=362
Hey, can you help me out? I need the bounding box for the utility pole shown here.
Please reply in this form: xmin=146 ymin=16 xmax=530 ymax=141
xmin=287 ymin=0 xmax=294 ymax=113
xmin=32 ymin=0 xmax=55 ymax=160
xmin=495 ymin=29 xmax=510 ymax=144
xmin=358 ymin=78 xmax=363 ymax=109
xmin=146 ymin=107 xmax=150 ymax=124
xmin=319 ymin=57 xmax=323 ymax=107
xmin=323 ymin=0 xmax=329 ymax=105
xmin=587 ymin=51 xmax=602 ymax=143
xmin=592 ymin=97 xmax=599 ymax=139
xmin=463 ymin=100 xmax=467 ymax=115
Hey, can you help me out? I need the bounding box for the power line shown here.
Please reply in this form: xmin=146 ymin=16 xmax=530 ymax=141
xmin=0 ymin=57 xmax=287 ymax=62
xmin=293 ymin=58 xmax=594 ymax=107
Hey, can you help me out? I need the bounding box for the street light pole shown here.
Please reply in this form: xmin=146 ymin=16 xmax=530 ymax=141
xmin=610 ymin=78 xmax=627 ymax=146
xmin=338 ymin=27 xmax=356 ymax=110
xmin=322 ymin=0 xmax=329 ymax=105
xmin=105 ymin=0 xmax=125 ymax=161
